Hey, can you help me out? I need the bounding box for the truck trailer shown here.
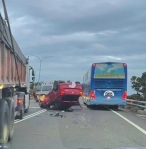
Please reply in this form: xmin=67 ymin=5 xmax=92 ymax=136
xmin=0 ymin=0 xmax=35 ymax=144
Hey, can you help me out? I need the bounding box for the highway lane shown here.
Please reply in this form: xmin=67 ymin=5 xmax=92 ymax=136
xmin=8 ymin=100 xmax=146 ymax=149
xmin=115 ymin=107 xmax=146 ymax=132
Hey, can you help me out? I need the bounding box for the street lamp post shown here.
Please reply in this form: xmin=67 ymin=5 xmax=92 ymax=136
xmin=33 ymin=69 xmax=41 ymax=89
xmin=30 ymin=55 xmax=53 ymax=84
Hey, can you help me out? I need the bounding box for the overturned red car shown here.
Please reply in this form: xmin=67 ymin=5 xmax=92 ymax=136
xmin=40 ymin=80 xmax=83 ymax=110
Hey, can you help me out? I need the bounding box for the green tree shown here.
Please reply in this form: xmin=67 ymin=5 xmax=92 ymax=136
xmin=30 ymin=83 xmax=34 ymax=89
xmin=127 ymin=94 xmax=142 ymax=100
xmin=130 ymin=72 xmax=146 ymax=100
xmin=29 ymin=82 xmax=43 ymax=94
xmin=140 ymin=72 xmax=146 ymax=99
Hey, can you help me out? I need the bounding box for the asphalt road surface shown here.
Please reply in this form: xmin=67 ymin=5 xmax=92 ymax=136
xmin=7 ymin=99 xmax=146 ymax=149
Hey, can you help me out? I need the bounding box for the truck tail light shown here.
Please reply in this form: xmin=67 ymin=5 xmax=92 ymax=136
xmin=17 ymin=98 xmax=22 ymax=104
xmin=90 ymin=90 xmax=95 ymax=99
xmin=122 ymin=91 xmax=127 ymax=100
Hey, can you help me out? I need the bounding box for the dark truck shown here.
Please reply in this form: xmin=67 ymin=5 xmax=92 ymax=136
xmin=0 ymin=0 xmax=34 ymax=144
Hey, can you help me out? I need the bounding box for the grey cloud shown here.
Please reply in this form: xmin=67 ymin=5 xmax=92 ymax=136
xmin=6 ymin=0 xmax=146 ymax=34
xmin=0 ymin=0 xmax=146 ymax=95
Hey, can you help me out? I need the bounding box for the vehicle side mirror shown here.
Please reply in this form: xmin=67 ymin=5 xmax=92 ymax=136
xmin=29 ymin=66 xmax=35 ymax=83
xmin=32 ymin=69 xmax=35 ymax=76
xmin=32 ymin=76 xmax=35 ymax=82
xmin=32 ymin=69 xmax=35 ymax=82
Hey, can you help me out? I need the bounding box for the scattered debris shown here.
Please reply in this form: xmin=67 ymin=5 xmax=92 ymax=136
xmin=50 ymin=112 xmax=64 ymax=118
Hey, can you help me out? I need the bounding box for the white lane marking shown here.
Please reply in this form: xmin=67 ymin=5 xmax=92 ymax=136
xmin=111 ymin=109 xmax=146 ymax=135
xmin=15 ymin=110 xmax=46 ymax=120
xmin=14 ymin=110 xmax=46 ymax=124
xmin=15 ymin=110 xmax=46 ymax=122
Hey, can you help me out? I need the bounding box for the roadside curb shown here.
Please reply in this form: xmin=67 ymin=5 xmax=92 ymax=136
xmin=124 ymin=105 xmax=146 ymax=115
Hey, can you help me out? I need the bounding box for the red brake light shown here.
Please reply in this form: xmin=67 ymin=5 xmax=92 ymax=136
xmin=92 ymin=63 xmax=96 ymax=67
xmin=17 ymin=99 xmax=22 ymax=104
xmin=60 ymin=90 xmax=65 ymax=96
xmin=122 ymin=91 xmax=127 ymax=100
xmin=90 ymin=90 xmax=95 ymax=99
xmin=124 ymin=63 xmax=127 ymax=66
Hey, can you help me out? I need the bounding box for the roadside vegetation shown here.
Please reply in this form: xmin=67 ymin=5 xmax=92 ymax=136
xmin=128 ymin=72 xmax=146 ymax=101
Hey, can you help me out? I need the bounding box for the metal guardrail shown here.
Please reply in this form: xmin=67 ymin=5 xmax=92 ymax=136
xmin=126 ymin=99 xmax=146 ymax=109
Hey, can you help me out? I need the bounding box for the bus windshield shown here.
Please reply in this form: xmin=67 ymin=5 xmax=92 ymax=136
xmin=94 ymin=63 xmax=125 ymax=79
xmin=41 ymin=86 xmax=52 ymax=91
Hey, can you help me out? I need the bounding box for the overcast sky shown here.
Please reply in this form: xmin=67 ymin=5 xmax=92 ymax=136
xmin=0 ymin=0 xmax=146 ymax=95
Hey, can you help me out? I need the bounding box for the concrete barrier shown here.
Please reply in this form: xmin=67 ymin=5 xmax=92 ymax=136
xmin=137 ymin=110 xmax=145 ymax=115
xmin=144 ymin=109 xmax=146 ymax=115
xmin=124 ymin=105 xmax=146 ymax=115
xmin=125 ymin=99 xmax=146 ymax=115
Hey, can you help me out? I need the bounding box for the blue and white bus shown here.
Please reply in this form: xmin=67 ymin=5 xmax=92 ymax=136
xmin=82 ymin=62 xmax=127 ymax=109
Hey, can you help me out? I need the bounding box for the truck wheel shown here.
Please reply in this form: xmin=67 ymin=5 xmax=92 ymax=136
xmin=6 ymin=99 xmax=15 ymax=141
xmin=24 ymin=105 xmax=29 ymax=113
xmin=17 ymin=106 xmax=24 ymax=120
xmin=0 ymin=99 xmax=10 ymax=144
xmin=24 ymin=99 xmax=30 ymax=113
